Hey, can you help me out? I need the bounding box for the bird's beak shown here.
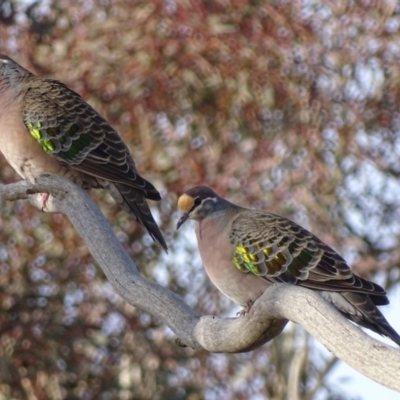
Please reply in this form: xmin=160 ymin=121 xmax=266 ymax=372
xmin=177 ymin=212 xmax=190 ymax=230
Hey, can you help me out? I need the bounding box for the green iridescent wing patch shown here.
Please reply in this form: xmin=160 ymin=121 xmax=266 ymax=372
xmin=230 ymin=210 xmax=353 ymax=284
xmin=25 ymin=118 xmax=92 ymax=160
xmin=232 ymin=244 xmax=292 ymax=276
xmin=26 ymin=121 xmax=55 ymax=152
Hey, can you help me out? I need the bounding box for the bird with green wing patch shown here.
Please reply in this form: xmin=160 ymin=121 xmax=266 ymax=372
xmin=177 ymin=186 xmax=400 ymax=346
xmin=0 ymin=54 xmax=166 ymax=251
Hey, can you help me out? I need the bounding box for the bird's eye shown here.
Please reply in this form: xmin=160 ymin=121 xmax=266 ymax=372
xmin=194 ymin=198 xmax=202 ymax=206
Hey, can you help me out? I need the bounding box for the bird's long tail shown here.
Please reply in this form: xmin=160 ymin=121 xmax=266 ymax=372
xmin=325 ymin=291 xmax=400 ymax=346
xmin=110 ymin=183 xmax=168 ymax=251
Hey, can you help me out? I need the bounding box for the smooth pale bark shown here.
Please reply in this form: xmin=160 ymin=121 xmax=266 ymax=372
xmin=1 ymin=175 xmax=399 ymax=392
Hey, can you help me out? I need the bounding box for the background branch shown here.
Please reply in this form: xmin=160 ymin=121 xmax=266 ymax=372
xmin=1 ymin=175 xmax=399 ymax=392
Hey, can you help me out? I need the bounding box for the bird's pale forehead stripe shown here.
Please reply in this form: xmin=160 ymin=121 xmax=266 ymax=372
xmin=0 ymin=54 xmax=11 ymax=63
xmin=177 ymin=194 xmax=195 ymax=212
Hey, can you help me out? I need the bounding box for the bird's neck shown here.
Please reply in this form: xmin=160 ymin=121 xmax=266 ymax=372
xmin=197 ymin=204 xmax=242 ymax=237
xmin=0 ymin=72 xmax=32 ymax=100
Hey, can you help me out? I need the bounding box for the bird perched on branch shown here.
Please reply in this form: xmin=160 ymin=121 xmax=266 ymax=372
xmin=177 ymin=186 xmax=400 ymax=346
xmin=0 ymin=54 xmax=166 ymax=251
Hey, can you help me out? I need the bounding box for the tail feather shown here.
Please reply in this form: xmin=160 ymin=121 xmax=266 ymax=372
xmin=110 ymin=183 xmax=168 ymax=251
xmin=323 ymin=291 xmax=400 ymax=346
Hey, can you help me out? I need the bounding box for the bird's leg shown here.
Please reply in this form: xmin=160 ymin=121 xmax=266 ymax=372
xmin=40 ymin=192 xmax=50 ymax=211
xmin=236 ymin=299 xmax=254 ymax=317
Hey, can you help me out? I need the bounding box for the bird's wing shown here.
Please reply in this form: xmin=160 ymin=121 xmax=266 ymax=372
xmin=22 ymin=79 xmax=160 ymax=200
xmin=229 ymin=210 xmax=387 ymax=300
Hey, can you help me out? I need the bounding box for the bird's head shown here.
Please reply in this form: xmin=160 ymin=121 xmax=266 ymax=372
xmin=0 ymin=54 xmax=31 ymax=82
xmin=0 ymin=54 xmax=13 ymax=64
xmin=0 ymin=54 xmax=17 ymax=75
xmin=177 ymin=186 xmax=228 ymax=229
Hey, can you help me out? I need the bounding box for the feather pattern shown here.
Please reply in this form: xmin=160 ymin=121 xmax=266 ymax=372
xmin=22 ymin=79 xmax=160 ymax=198
xmin=230 ymin=210 xmax=386 ymax=297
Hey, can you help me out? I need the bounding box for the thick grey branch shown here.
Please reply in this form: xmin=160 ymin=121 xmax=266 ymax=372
xmin=1 ymin=176 xmax=399 ymax=392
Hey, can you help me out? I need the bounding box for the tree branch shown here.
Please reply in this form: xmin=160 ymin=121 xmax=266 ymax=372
xmin=1 ymin=175 xmax=399 ymax=392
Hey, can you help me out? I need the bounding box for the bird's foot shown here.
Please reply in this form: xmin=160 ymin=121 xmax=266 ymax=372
xmin=236 ymin=300 xmax=254 ymax=317
xmin=40 ymin=192 xmax=50 ymax=211
xmin=175 ymin=338 xmax=188 ymax=348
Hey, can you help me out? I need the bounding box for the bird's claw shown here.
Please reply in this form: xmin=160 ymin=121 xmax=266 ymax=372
xmin=40 ymin=192 xmax=50 ymax=211
xmin=236 ymin=300 xmax=254 ymax=317
xmin=175 ymin=338 xmax=188 ymax=348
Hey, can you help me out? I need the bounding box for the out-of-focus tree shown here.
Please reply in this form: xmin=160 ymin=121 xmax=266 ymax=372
xmin=1 ymin=0 xmax=399 ymax=398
